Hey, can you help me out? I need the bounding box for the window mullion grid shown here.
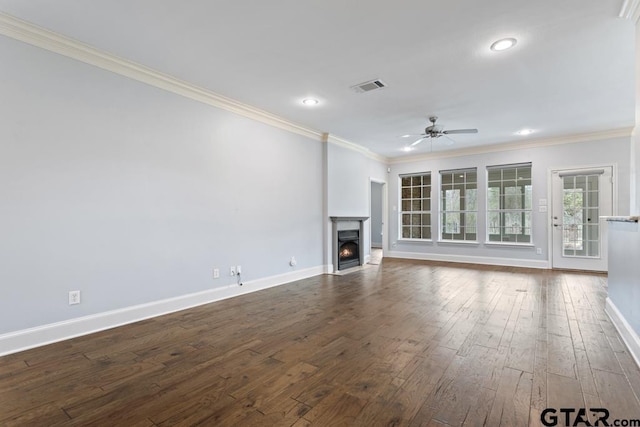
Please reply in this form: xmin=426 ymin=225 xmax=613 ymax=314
xmin=487 ymin=163 xmax=532 ymax=243
xmin=400 ymin=173 xmax=431 ymax=240
xmin=440 ymin=169 xmax=477 ymax=241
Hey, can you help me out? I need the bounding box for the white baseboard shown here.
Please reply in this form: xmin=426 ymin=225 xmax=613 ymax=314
xmin=0 ymin=265 xmax=326 ymax=357
xmin=605 ymin=297 xmax=640 ymax=368
xmin=385 ymin=250 xmax=550 ymax=269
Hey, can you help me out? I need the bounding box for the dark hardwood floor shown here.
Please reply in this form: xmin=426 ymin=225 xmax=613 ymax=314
xmin=2 ymin=258 xmax=640 ymax=426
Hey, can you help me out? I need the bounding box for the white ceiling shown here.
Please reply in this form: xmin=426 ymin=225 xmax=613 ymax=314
xmin=0 ymin=0 xmax=635 ymax=159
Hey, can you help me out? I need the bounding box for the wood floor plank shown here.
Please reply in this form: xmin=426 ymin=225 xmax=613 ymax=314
xmin=430 ymin=345 xmax=505 ymax=426
xmin=505 ymin=327 xmax=536 ymax=374
xmin=460 ymin=388 xmax=497 ymax=427
xmin=236 ymin=361 xmax=319 ymax=413
xmin=498 ymin=292 xmax=527 ymax=348
xmin=400 ymin=346 xmax=457 ymax=396
xmin=293 ymin=381 xmax=334 ymax=409
xmin=349 ymin=382 xmax=409 ymax=426
xmin=615 ymin=350 xmax=640 ymax=401
xmin=302 ymin=389 xmax=366 ymax=424
xmin=528 ymin=338 xmax=548 ymax=427
xmin=574 ymin=348 xmax=598 ymax=397
xmin=2 ymin=258 xmax=634 ymax=427
xmin=376 ymin=385 xmax=432 ymax=426
xmin=486 ymin=367 xmax=532 ymax=427
xmin=0 ymin=403 xmax=70 ymax=426
xmin=547 ymin=372 xmax=584 ymax=409
xmin=593 ymin=368 xmax=640 ymax=422
xmin=547 ymin=333 xmax=577 ymax=378
xmin=582 ymin=392 xmax=605 ymax=426
xmin=438 ymin=318 xmax=476 ymax=351
xmin=408 ymin=402 xmax=438 ymax=427
xmin=154 ymin=393 xmax=238 ymax=426
xmin=580 ymin=327 xmax=624 ymax=375
xmin=547 ymin=314 xmax=571 ymax=338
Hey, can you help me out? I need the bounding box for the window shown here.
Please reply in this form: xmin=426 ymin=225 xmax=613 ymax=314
xmin=487 ymin=163 xmax=532 ymax=243
xmin=400 ymin=173 xmax=431 ymax=239
xmin=440 ymin=169 xmax=477 ymax=241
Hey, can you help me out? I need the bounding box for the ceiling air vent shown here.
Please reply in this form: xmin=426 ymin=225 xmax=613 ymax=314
xmin=351 ymin=79 xmax=387 ymax=93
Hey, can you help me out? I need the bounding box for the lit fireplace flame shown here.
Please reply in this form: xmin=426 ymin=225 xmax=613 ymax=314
xmin=340 ymin=248 xmax=353 ymax=258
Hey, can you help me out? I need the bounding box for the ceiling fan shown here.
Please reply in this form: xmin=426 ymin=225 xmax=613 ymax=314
xmin=407 ymin=116 xmax=478 ymax=147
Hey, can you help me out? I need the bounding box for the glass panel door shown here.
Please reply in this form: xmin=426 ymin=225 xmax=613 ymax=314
xmin=551 ymin=167 xmax=612 ymax=271
xmin=562 ymin=174 xmax=600 ymax=257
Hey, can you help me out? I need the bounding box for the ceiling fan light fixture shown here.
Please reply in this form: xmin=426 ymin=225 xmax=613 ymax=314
xmin=490 ymin=38 xmax=517 ymax=51
xmin=301 ymin=98 xmax=319 ymax=106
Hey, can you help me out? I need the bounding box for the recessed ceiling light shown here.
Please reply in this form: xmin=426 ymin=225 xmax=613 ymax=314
xmin=402 ymin=146 xmax=413 ymax=152
xmin=302 ymin=98 xmax=319 ymax=106
xmin=401 ymin=134 xmax=413 ymax=138
xmin=490 ymin=38 xmax=517 ymax=51
xmin=516 ymin=129 xmax=534 ymax=136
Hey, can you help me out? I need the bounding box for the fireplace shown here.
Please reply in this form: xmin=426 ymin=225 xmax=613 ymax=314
xmin=338 ymin=230 xmax=360 ymax=270
xmin=330 ymin=216 xmax=368 ymax=272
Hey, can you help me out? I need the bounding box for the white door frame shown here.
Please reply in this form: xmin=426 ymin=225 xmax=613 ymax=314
xmin=369 ymin=177 xmax=387 ymax=258
xmin=547 ymin=164 xmax=617 ymax=271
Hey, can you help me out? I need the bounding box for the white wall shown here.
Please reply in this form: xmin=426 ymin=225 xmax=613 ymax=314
xmin=634 ymin=23 xmax=640 ymax=215
xmin=608 ymin=221 xmax=640 ymax=334
xmin=325 ymin=142 xmax=387 ymax=266
xmin=0 ymin=36 xmax=324 ymax=335
xmin=631 ymin=135 xmax=640 ymax=215
xmin=370 ymin=182 xmax=384 ymax=247
xmin=607 ymin=21 xmax=640 ymax=352
xmin=388 ymin=137 xmax=631 ymax=267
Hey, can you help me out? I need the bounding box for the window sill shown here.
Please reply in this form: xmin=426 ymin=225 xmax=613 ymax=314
xmin=398 ymin=238 xmax=434 ymax=243
xmin=484 ymin=242 xmax=535 ymax=248
xmin=436 ymin=240 xmax=480 ymax=246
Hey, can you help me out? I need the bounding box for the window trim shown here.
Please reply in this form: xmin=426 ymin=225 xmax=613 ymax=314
xmin=439 ymin=168 xmax=478 ymax=242
xmin=436 ymin=240 xmax=480 ymax=246
xmin=398 ymin=172 xmax=432 ymax=241
xmin=484 ymin=242 xmax=535 ymax=248
xmin=485 ymin=163 xmax=533 ymax=245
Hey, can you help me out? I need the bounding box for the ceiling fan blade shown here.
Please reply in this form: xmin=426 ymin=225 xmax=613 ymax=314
xmin=442 ymin=135 xmax=456 ymax=146
xmin=443 ymin=129 xmax=478 ymax=135
xmin=411 ymin=137 xmax=427 ymax=146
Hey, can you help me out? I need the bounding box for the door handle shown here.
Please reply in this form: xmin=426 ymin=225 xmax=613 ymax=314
xmin=553 ymin=223 xmax=562 ymax=227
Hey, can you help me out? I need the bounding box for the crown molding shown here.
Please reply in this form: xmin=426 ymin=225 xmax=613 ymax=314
xmin=390 ymin=127 xmax=634 ymax=164
xmin=2 ymin=12 xmax=628 ymax=168
xmin=620 ymin=0 xmax=640 ymax=23
xmin=326 ymin=134 xmax=390 ymax=164
xmin=0 ymin=12 xmax=325 ymax=142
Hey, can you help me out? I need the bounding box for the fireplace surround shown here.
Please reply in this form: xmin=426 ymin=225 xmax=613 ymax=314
xmin=330 ymin=216 xmax=368 ymax=272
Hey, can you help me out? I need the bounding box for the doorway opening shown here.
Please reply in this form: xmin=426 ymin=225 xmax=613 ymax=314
xmin=370 ymin=180 xmax=385 ymax=265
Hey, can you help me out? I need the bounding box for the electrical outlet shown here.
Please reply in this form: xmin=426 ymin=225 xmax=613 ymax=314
xmin=289 ymin=256 xmax=297 ymax=267
xmin=230 ymin=266 xmax=236 ymax=276
xmin=69 ymin=290 xmax=81 ymax=305
xmin=236 ymin=265 xmax=242 ymax=274
xmin=536 ymin=248 xmax=542 ymax=255
xmin=213 ymin=268 xmax=220 ymax=279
